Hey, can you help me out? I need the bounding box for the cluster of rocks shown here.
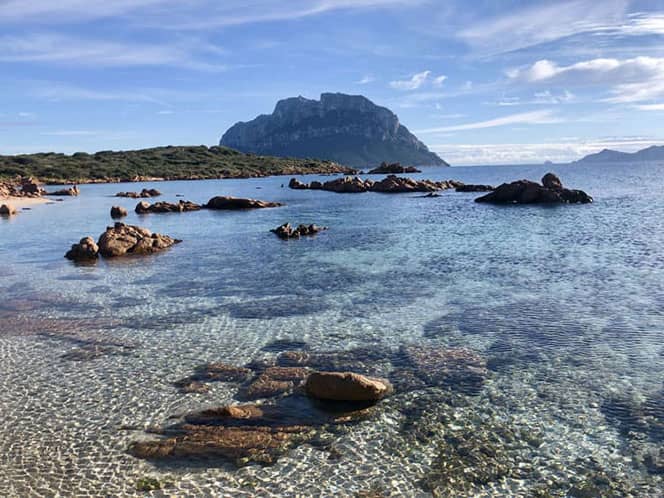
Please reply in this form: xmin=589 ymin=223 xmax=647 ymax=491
xmin=475 ymin=173 xmax=593 ymax=204
xmin=367 ymin=162 xmax=421 ymax=175
xmin=115 ymin=188 xmax=162 ymax=199
xmin=128 ymin=342 xmax=488 ymax=467
xmin=65 ymin=223 xmax=181 ymax=261
xmin=271 ymin=223 xmax=327 ymax=240
xmin=0 ymin=177 xmax=44 ymax=197
xmin=289 ymin=175 xmax=460 ymax=194
xmin=135 ymin=200 xmax=201 ymax=214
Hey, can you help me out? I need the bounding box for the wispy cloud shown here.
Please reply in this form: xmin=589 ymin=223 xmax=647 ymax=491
xmin=0 ymin=33 xmax=227 ymax=71
xmin=356 ymin=75 xmax=375 ymax=85
xmin=30 ymin=82 xmax=169 ymax=105
xmin=510 ymin=56 xmax=664 ymax=103
xmin=458 ymin=0 xmax=629 ymax=55
xmin=418 ymin=110 xmax=560 ymax=133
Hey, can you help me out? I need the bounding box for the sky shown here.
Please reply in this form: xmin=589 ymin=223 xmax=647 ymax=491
xmin=1 ymin=0 xmax=664 ymax=165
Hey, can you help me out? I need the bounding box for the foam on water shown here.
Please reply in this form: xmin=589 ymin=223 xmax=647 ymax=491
xmin=0 ymin=163 xmax=663 ymax=496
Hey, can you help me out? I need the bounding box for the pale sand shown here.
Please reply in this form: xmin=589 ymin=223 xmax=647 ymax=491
xmin=1 ymin=196 xmax=50 ymax=209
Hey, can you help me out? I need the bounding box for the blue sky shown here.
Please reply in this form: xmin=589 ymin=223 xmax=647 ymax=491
xmin=1 ymin=0 xmax=664 ymax=165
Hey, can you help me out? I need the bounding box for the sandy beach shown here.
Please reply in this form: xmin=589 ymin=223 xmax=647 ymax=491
xmin=1 ymin=196 xmax=50 ymax=210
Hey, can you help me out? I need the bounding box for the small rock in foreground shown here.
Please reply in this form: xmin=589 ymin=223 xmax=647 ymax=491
xmin=110 ymin=206 xmax=128 ymax=219
xmin=0 ymin=204 xmax=17 ymax=216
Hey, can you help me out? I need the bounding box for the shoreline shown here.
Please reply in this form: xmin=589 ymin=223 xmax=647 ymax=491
xmin=1 ymin=196 xmax=50 ymax=209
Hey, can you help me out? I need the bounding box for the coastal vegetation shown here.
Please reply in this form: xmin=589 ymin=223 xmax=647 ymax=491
xmin=0 ymin=145 xmax=354 ymax=184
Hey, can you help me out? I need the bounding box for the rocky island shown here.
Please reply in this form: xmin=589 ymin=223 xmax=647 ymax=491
xmin=220 ymin=93 xmax=448 ymax=168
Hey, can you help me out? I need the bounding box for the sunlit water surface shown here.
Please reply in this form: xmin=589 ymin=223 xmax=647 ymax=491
xmin=1 ymin=163 xmax=663 ymax=497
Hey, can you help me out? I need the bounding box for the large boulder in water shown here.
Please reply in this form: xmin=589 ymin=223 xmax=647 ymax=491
xmin=367 ymin=162 xmax=421 ymax=174
xmin=47 ymin=185 xmax=79 ymax=196
xmin=370 ymin=175 xmax=455 ymax=193
xmin=475 ymin=173 xmax=592 ymax=204
xmin=97 ymin=222 xmax=181 ymax=257
xmin=110 ymin=206 xmax=128 ymax=219
xmin=322 ymin=176 xmax=372 ymax=193
xmin=116 ymin=188 xmax=161 ymax=199
xmin=205 ymin=196 xmax=283 ymax=210
xmin=65 ymin=237 xmax=99 ymax=262
xmin=305 ymin=371 xmax=393 ymax=401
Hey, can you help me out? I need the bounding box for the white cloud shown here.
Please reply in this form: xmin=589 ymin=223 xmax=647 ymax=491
xmin=418 ymin=110 xmax=561 ymax=133
xmin=431 ymin=137 xmax=664 ymax=165
xmin=356 ymin=75 xmax=375 ymax=85
xmin=432 ymin=75 xmax=447 ymax=87
xmin=389 ymin=70 xmax=447 ymax=91
xmin=390 ymin=70 xmax=432 ymax=90
xmin=634 ymin=103 xmax=664 ymax=111
xmin=510 ymin=56 xmax=664 ymax=103
xmin=30 ymin=82 xmax=168 ymax=105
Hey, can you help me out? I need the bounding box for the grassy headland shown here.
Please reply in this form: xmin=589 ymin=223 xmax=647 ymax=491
xmin=0 ymin=145 xmax=356 ymax=184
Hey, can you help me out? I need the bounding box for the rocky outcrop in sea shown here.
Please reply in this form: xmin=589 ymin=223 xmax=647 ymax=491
xmin=220 ymin=93 xmax=448 ymax=168
xmin=289 ymin=175 xmax=460 ymax=194
xmin=475 ymin=173 xmax=592 ymax=204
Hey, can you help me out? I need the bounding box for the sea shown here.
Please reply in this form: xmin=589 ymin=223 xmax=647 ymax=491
xmin=0 ymin=162 xmax=662 ymax=497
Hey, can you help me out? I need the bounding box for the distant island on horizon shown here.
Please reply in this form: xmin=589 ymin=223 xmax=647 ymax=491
xmin=220 ymin=92 xmax=448 ymax=168
xmin=575 ymin=145 xmax=664 ymax=164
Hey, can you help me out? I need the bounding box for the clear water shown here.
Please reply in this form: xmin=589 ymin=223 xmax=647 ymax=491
xmin=0 ymin=163 xmax=662 ymax=497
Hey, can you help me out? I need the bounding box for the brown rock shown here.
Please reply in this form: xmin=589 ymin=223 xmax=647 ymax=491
xmin=0 ymin=204 xmax=17 ymax=216
xmin=367 ymin=162 xmax=421 ymax=174
xmin=194 ymin=363 xmax=253 ymax=383
xmin=65 ymin=236 xmax=99 ymax=262
xmin=541 ymin=172 xmax=563 ymax=189
xmin=97 ymin=222 xmax=181 ymax=258
xmin=110 ymin=206 xmax=128 ymax=219
xmin=305 ymin=371 xmax=393 ymax=402
xmin=455 ymin=184 xmax=494 ymax=192
xmin=20 ymin=178 xmax=44 ymax=196
xmin=475 ymin=174 xmax=592 ymax=204
xmin=204 ymin=196 xmax=283 ymax=210
xmin=116 ymin=188 xmax=162 ymax=198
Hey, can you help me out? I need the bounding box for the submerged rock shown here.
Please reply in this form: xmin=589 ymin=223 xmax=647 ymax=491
xmin=135 ymin=200 xmax=201 ymax=214
xmin=116 ymin=188 xmax=162 ymax=198
xmin=397 ymin=345 xmax=488 ymax=394
xmin=97 ymin=222 xmax=181 ymax=257
xmin=110 ymin=206 xmax=128 ymax=219
xmin=65 ymin=236 xmax=99 ymax=262
xmin=129 ymin=395 xmax=374 ymax=465
xmin=475 ymin=173 xmax=592 ymax=204
xmin=271 ymin=222 xmax=327 ymax=239
xmin=204 ymin=196 xmax=283 ymax=210
xmin=305 ymin=371 xmax=393 ymax=402
xmin=239 ymin=366 xmax=310 ymax=401
xmin=367 ymin=162 xmax=421 ymax=174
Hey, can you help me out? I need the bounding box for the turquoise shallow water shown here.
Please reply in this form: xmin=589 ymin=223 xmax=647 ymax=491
xmin=0 ymin=163 xmax=663 ymax=496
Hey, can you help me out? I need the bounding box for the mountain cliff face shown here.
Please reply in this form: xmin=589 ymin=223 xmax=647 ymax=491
xmin=220 ymin=93 xmax=448 ymax=168
xmin=576 ymin=145 xmax=664 ymax=163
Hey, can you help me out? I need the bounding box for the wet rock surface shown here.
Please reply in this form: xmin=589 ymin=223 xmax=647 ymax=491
xmin=475 ymin=173 xmax=593 ymax=204
xmin=305 ymin=371 xmax=393 ymax=401
xmin=97 ymin=222 xmax=181 ymax=258
xmin=65 ymin=236 xmax=100 ymax=262
xmin=115 ymin=188 xmax=161 ymax=198
xmin=271 ymin=222 xmax=327 ymax=239
xmin=204 ymin=196 xmax=283 ymax=210
xmin=135 ymin=200 xmax=201 ymax=214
